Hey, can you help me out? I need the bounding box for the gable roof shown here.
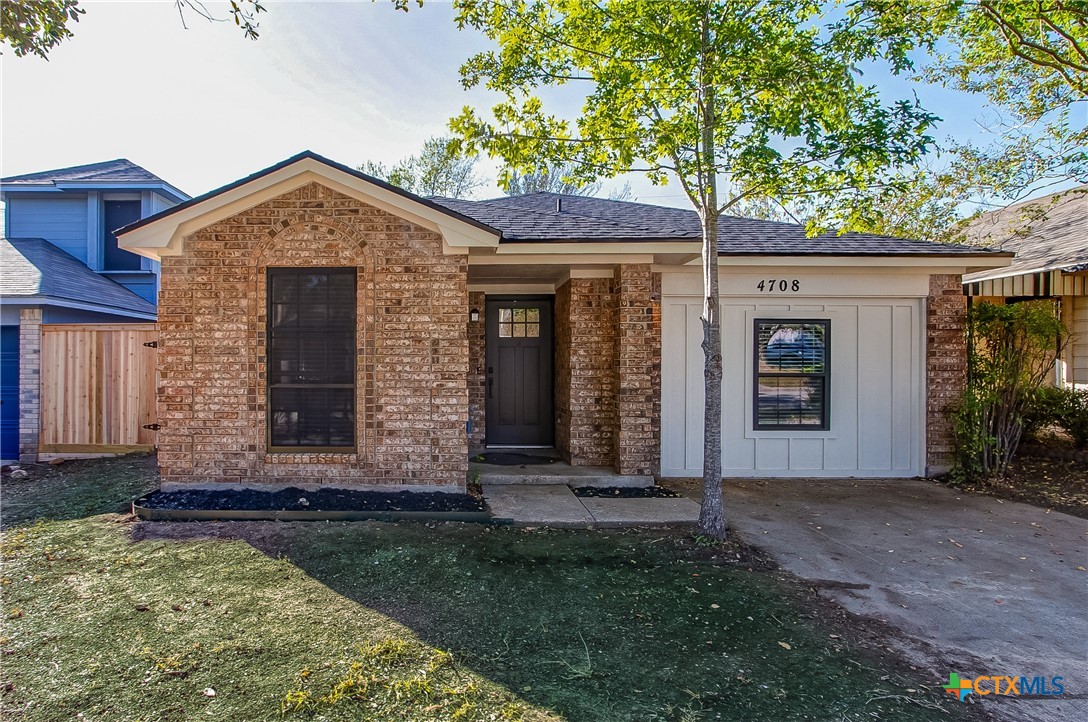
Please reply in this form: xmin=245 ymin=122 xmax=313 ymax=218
xmin=116 ymin=151 xmax=500 ymax=258
xmin=1 ymin=159 xmax=189 ymax=200
xmin=116 ymin=150 xmax=1006 ymax=263
xmin=962 ymin=186 xmax=1087 ymax=283
xmin=0 ymin=237 xmax=157 ymax=317
xmin=432 ymin=192 xmax=1007 ymax=257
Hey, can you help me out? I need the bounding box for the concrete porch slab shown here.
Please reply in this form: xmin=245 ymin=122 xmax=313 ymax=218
xmin=577 ymin=497 xmax=702 ymax=526
xmin=483 ymin=484 xmax=701 ymax=528
xmin=483 ymin=484 xmax=593 ymax=527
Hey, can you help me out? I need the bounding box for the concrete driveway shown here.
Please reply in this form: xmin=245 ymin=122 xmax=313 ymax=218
xmin=680 ymin=477 xmax=1088 ymax=722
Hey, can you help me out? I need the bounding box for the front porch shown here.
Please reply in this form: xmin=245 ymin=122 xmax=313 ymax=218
xmin=469 ymin=448 xmax=651 ymax=487
xmin=469 ymin=448 xmax=701 ymax=527
xmin=466 ymin=263 xmax=665 ymax=480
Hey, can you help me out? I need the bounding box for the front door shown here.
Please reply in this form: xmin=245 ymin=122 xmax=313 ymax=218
xmin=486 ymin=298 xmax=554 ymax=446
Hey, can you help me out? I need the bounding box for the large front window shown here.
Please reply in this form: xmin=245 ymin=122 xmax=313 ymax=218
xmin=753 ymin=319 xmax=829 ymax=430
xmin=267 ymin=268 xmax=356 ymax=450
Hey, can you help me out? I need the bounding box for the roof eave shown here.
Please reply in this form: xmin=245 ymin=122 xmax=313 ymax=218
xmin=116 ymin=152 xmax=500 ymax=261
xmin=0 ymin=294 xmax=157 ymax=319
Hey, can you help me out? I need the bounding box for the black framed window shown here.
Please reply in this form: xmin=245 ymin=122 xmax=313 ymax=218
xmin=267 ymin=268 xmax=356 ymax=450
xmin=753 ymin=319 xmax=829 ymax=430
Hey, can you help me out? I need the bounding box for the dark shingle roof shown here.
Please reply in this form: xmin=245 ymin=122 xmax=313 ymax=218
xmin=0 ymin=237 xmax=157 ymax=316
xmin=961 ymin=186 xmax=1087 ymax=283
xmin=431 ymin=192 xmax=1002 ymax=256
xmin=1 ymin=159 xmax=173 ymax=187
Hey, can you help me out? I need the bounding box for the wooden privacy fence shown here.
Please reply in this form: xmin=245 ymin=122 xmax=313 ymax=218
xmin=39 ymin=324 xmax=158 ymax=455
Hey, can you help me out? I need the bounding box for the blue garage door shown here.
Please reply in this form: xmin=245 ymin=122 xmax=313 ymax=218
xmin=1 ymin=326 xmax=18 ymax=460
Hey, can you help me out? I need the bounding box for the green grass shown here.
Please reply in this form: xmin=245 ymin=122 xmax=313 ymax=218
xmin=1 ymin=457 xmax=978 ymax=721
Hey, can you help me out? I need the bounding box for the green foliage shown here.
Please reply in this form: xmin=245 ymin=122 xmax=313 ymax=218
xmin=833 ymin=1 xmax=1087 ymax=242
xmin=360 ymin=136 xmax=484 ymax=198
xmin=1036 ymin=386 xmax=1088 ymax=449
xmin=952 ymin=301 xmax=1067 ymax=481
xmin=1021 ymin=384 xmax=1069 ymax=441
xmin=0 ymin=0 xmax=84 ymax=59
xmin=450 ymin=0 xmax=937 ymax=218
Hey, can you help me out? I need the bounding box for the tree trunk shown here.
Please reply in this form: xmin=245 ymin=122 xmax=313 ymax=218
xmin=696 ymin=9 xmax=725 ymax=540
xmin=697 ymin=206 xmax=725 ymax=539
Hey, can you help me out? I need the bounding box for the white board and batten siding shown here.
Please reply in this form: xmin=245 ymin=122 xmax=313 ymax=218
xmin=661 ymin=270 xmax=928 ymax=478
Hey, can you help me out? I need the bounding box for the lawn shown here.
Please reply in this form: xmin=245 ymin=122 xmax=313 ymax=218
xmin=1 ymin=456 xmax=979 ymax=721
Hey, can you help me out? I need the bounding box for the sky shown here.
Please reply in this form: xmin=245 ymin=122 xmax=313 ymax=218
xmin=0 ymin=0 xmax=1071 ymax=210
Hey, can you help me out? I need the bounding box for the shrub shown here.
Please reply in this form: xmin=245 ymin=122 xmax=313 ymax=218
xmin=1021 ymin=385 xmax=1067 ymax=441
xmin=952 ymin=301 xmax=1067 ymax=481
xmin=1055 ymin=388 xmax=1088 ymax=449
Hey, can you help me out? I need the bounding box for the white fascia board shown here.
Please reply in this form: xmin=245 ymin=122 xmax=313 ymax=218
xmin=118 ymin=158 xmax=499 ymax=261
xmin=469 ymin=253 xmax=656 ymax=266
xmin=494 ymin=242 xmax=700 ymax=256
xmin=696 ymin=255 xmax=1011 ymax=270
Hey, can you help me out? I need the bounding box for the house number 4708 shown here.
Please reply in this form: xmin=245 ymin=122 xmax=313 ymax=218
xmin=756 ymin=279 xmax=800 ymax=292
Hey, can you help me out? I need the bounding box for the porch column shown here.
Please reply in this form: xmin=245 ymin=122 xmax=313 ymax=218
xmin=18 ymin=307 xmax=42 ymax=464
xmin=925 ymin=274 xmax=967 ymax=475
xmin=614 ymin=264 xmax=660 ymax=476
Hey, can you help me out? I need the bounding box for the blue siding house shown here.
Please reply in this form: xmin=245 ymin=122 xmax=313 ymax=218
xmin=0 ymin=159 xmax=189 ymax=461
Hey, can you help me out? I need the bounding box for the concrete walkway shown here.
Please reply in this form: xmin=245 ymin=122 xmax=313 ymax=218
xmin=676 ymin=477 xmax=1087 ymax=722
xmin=483 ymin=484 xmax=700 ymax=527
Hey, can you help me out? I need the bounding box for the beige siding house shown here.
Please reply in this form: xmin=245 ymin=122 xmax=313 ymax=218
xmin=962 ymin=186 xmax=1088 ymax=388
xmin=117 ymin=152 xmax=1010 ymax=491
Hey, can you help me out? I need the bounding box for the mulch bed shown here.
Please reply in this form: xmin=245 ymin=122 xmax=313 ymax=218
xmin=949 ymin=456 xmax=1088 ymax=519
xmin=136 ymin=486 xmax=487 ymax=513
xmin=572 ymin=485 xmax=682 ymax=498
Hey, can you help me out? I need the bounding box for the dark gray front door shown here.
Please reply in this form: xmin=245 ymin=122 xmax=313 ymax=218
xmin=485 ymin=298 xmax=554 ymax=446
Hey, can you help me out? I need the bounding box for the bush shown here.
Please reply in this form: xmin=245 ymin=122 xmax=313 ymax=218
xmin=1022 ymin=385 xmax=1068 ymax=441
xmin=1055 ymin=388 xmax=1088 ymax=449
xmin=952 ymin=301 xmax=1067 ymax=481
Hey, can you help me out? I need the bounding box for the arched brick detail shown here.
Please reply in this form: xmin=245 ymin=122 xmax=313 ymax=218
xmin=156 ymin=181 xmax=468 ymax=489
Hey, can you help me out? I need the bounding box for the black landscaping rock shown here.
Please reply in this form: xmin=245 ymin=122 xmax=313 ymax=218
xmin=137 ymin=486 xmax=487 ymax=513
xmin=571 ymin=485 xmax=682 ymax=499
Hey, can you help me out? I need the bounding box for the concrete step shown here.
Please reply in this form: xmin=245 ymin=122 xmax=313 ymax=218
xmin=471 ymin=466 xmax=653 ymax=488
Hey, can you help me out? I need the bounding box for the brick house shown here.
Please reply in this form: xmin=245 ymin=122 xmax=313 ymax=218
xmin=116 ymin=152 xmax=1010 ymax=491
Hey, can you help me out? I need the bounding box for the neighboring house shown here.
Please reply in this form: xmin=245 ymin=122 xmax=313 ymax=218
xmin=962 ymin=186 xmax=1088 ymax=389
xmin=117 ymin=151 xmax=1010 ymax=492
xmin=0 ymin=159 xmax=190 ymax=461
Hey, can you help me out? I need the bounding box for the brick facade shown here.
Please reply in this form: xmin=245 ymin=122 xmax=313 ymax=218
xmin=926 ymin=274 xmax=967 ymax=474
xmin=613 ymin=265 xmax=660 ymax=475
xmin=157 ymin=182 xmax=468 ymax=489
xmin=467 ymin=290 xmax=486 ymax=449
xmin=554 ymin=277 xmax=617 ymax=467
xmin=17 ymin=307 xmax=41 ymax=464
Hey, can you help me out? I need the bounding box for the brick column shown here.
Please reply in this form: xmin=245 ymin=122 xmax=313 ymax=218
xmin=556 ymin=277 xmax=616 ymax=466
xmin=926 ymin=274 xmax=967 ymax=475
xmin=613 ymin=265 xmax=659 ymax=476
xmin=18 ymin=308 xmax=42 ymax=464
xmin=467 ymin=291 xmax=486 ymax=449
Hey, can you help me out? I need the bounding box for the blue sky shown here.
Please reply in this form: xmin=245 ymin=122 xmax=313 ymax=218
xmin=0 ymin=1 xmax=1067 ymax=209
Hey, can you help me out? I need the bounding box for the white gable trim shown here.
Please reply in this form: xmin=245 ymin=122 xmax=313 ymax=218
xmin=118 ymin=157 xmax=499 ymax=261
